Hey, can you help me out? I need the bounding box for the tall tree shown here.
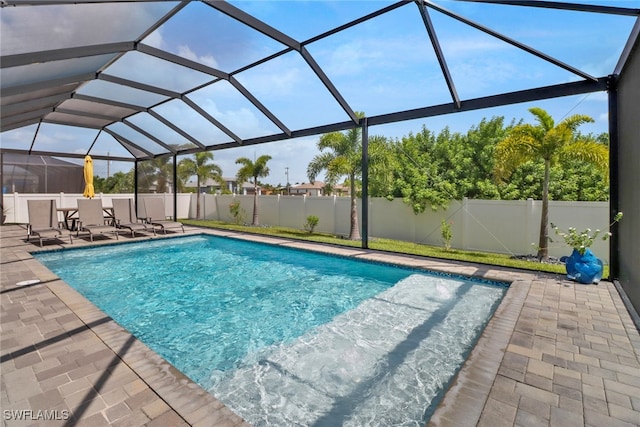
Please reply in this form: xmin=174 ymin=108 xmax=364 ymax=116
xmin=94 ymin=171 xmax=134 ymax=193
xmin=493 ymin=107 xmax=608 ymax=260
xmin=236 ymin=155 xmax=271 ymax=226
xmin=306 ymin=113 xmax=389 ymax=240
xmin=389 ymin=127 xmax=453 ymax=214
xmin=433 ymin=117 xmax=510 ymax=200
xmin=153 ymin=157 xmax=174 ymax=193
xmin=178 ymin=152 xmax=223 ymax=219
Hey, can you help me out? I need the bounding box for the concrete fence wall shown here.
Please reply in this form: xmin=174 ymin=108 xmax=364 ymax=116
xmin=3 ymin=192 xmax=610 ymax=262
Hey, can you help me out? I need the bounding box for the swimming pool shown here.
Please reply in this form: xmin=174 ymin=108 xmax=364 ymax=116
xmin=35 ymin=234 xmax=508 ymax=426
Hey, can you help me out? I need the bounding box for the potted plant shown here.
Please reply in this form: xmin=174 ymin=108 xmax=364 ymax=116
xmin=551 ymin=212 xmax=623 ymax=284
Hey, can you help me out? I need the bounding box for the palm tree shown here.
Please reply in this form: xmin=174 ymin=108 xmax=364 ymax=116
xmin=493 ymin=107 xmax=608 ymax=260
xmin=153 ymin=157 xmax=175 ymax=193
xmin=306 ymin=113 xmax=391 ymax=240
xmin=236 ymin=155 xmax=272 ymax=226
xmin=178 ymin=152 xmax=222 ymax=219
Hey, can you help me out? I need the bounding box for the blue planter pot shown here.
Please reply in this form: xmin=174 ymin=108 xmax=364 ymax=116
xmin=560 ymin=248 xmax=603 ymax=284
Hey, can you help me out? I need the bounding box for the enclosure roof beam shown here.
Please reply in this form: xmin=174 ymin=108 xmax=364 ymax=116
xmin=425 ymin=0 xmax=598 ymax=81
xmin=136 ymin=44 xmax=229 ymax=80
xmin=300 ymin=46 xmax=359 ymax=124
xmin=53 ymin=108 xmax=121 ymax=123
xmin=123 ymin=119 xmax=177 ymax=154
xmin=1 ymin=108 xmax=53 ymax=129
xmin=103 ymin=127 xmax=154 ymax=158
xmin=368 ymin=77 xmax=609 ymax=126
xmin=98 ymin=74 xmax=180 ymax=98
xmin=228 ymin=76 xmax=291 ymax=136
xmin=0 ymin=118 xmax=41 ymax=132
xmin=2 ymin=93 xmax=72 ymax=117
xmin=614 ymin=18 xmax=640 ymax=75
xmin=303 ymin=1 xmax=413 ymax=45
xmin=135 ymin=1 xmax=189 ymax=42
xmin=1 ymin=42 xmax=135 ymax=68
xmin=43 ymin=118 xmax=105 ymax=130
xmin=1 ymin=0 xmax=162 ymax=5
xmin=148 ymin=110 xmax=205 ymax=149
xmin=181 ymin=96 xmax=242 ymax=144
xmin=457 ymin=0 xmax=640 ymax=16
xmin=0 ymin=147 xmax=134 ymax=162
xmin=1 ymin=73 xmax=94 ymax=97
xmin=203 ymin=0 xmax=301 ymax=50
xmin=416 ymin=1 xmax=460 ymax=108
xmin=72 ymin=94 xmax=146 ymax=112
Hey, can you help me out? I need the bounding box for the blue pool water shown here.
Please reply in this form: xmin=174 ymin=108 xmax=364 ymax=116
xmin=35 ymin=234 xmax=507 ymax=426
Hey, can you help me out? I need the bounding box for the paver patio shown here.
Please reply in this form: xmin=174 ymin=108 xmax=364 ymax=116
xmin=1 ymin=224 xmax=639 ymax=426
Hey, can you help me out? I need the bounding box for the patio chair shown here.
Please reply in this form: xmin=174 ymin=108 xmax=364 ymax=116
xmin=77 ymin=199 xmax=119 ymax=242
xmin=27 ymin=199 xmax=73 ymax=247
xmin=112 ymin=198 xmax=153 ymax=237
xmin=143 ymin=198 xmax=184 ymax=234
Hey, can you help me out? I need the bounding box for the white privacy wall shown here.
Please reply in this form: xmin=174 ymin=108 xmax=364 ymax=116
xmin=194 ymin=194 xmax=610 ymax=262
xmin=3 ymin=193 xmax=610 ymax=262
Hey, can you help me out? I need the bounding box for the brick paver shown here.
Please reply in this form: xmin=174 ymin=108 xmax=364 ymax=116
xmin=1 ymin=225 xmax=249 ymax=427
xmin=2 ymin=224 xmax=639 ymax=426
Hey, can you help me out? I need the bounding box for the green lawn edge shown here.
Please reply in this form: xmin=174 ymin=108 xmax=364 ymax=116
xmin=182 ymin=219 xmax=609 ymax=278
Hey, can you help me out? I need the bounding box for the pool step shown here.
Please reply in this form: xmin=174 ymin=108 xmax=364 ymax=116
xmin=211 ymin=274 xmax=504 ymax=426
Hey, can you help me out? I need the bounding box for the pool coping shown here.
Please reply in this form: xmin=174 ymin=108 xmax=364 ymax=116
xmin=2 ymin=224 xmax=639 ymax=426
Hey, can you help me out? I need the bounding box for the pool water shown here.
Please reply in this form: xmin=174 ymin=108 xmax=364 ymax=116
xmin=35 ymin=234 xmax=507 ymax=426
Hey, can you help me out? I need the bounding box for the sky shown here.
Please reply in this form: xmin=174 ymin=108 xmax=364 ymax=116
xmin=1 ymin=0 xmax=637 ymax=187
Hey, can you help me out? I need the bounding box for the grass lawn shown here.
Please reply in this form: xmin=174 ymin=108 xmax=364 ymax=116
xmin=182 ymin=219 xmax=606 ymax=278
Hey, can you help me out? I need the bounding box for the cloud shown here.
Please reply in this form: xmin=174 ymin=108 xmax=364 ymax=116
xmin=318 ymin=35 xmax=432 ymax=77
xmin=235 ymin=55 xmax=303 ymax=96
xmin=213 ymin=137 xmax=319 ymax=185
xmin=142 ymin=28 xmax=165 ymax=49
xmin=1 ymin=3 xmax=177 ymax=54
xmin=177 ymin=45 xmax=219 ymax=69
xmin=585 ymin=92 xmax=608 ymax=103
xmin=323 ymin=41 xmax=383 ymax=75
xmin=441 ymin=38 xmax=508 ymax=58
xmin=598 ymin=112 xmax=608 ymax=123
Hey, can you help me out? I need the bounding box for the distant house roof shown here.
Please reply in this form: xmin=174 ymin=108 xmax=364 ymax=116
xmin=292 ymin=181 xmax=325 ymax=190
xmin=184 ymin=177 xmax=259 ymax=190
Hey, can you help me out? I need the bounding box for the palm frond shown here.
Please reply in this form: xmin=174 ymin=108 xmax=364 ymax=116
xmin=559 ymin=114 xmax=594 ymax=132
xmin=493 ymin=131 xmax=539 ymax=181
xmin=562 ymin=141 xmax=609 ymax=179
xmin=529 ymin=107 xmax=554 ymax=131
xmin=307 ymin=151 xmax=335 ymax=182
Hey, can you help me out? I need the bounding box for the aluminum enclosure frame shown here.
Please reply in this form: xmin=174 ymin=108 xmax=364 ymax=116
xmin=1 ymin=1 xmax=639 ymax=285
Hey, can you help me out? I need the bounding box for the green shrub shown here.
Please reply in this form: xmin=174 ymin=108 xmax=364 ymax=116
xmin=229 ymin=200 xmax=245 ymax=224
xmin=441 ymin=219 xmax=453 ymax=251
xmin=304 ymin=215 xmax=319 ymax=233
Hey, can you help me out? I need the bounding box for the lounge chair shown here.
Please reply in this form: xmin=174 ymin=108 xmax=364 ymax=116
xmin=77 ymin=199 xmax=119 ymax=241
xmin=112 ymin=198 xmax=153 ymax=237
xmin=27 ymin=199 xmax=73 ymax=247
xmin=143 ymin=198 xmax=184 ymax=234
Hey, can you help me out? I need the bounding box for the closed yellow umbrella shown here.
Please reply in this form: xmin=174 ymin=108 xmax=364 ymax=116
xmin=83 ymin=155 xmax=95 ymax=198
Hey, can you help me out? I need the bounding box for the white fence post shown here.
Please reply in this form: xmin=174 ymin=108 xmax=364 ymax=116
xmin=461 ymin=197 xmax=469 ymax=249
xmin=1 ymin=192 xmax=611 ymax=262
xmin=525 ymin=198 xmax=534 ymax=253
xmin=277 ymin=194 xmax=281 ymax=225
xmin=12 ymin=191 xmax=19 ymax=223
